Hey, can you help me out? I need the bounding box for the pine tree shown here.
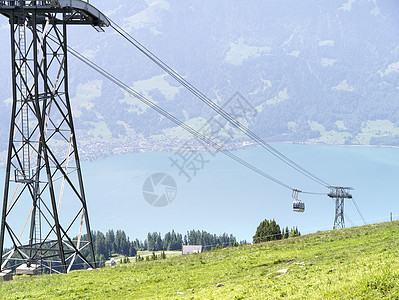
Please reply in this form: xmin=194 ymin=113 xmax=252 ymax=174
xmin=95 ymin=231 xmax=107 ymax=258
xmin=129 ymin=243 xmax=137 ymax=257
xmin=105 ymin=230 xmax=115 ymax=256
xmin=289 ymin=226 xmax=301 ymax=238
xmin=253 ymin=219 xmax=282 ymax=244
xmin=156 ymin=234 xmax=163 ymax=251
xmin=163 ymin=232 xmax=171 ymax=250
xmin=283 ymin=226 xmax=289 ymax=239
xmin=147 ymin=233 xmax=154 ymax=251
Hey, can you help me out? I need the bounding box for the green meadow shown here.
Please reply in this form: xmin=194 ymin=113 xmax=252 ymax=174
xmin=1 ymin=221 xmax=399 ymax=299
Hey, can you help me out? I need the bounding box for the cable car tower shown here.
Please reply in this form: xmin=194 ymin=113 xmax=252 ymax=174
xmin=328 ymin=186 xmax=353 ymax=229
xmin=0 ymin=1 xmax=109 ymax=274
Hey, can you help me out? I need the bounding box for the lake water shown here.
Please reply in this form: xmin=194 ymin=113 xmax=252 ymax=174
xmin=79 ymin=144 xmax=399 ymax=242
xmin=1 ymin=144 xmax=399 ymax=243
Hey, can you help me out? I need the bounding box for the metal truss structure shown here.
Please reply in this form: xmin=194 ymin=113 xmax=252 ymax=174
xmin=328 ymin=186 xmax=353 ymax=229
xmin=0 ymin=1 xmax=108 ymax=274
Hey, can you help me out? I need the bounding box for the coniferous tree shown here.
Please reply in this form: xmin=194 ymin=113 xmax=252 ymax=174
xmin=289 ymin=226 xmax=301 ymax=238
xmin=95 ymin=231 xmax=107 ymax=258
xmin=253 ymin=219 xmax=282 ymax=244
xmin=156 ymin=234 xmax=163 ymax=251
xmin=129 ymin=243 xmax=137 ymax=257
xmin=163 ymin=232 xmax=171 ymax=250
xmin=183 ymin=235 xmax=188 ymax=246
xmin=147 ymin=233 xmax=154 ymax=251
xmin=283 ymin=226 xmax=290 ymax=239
xmin=105 ymin=230 xmax=115 ymax=255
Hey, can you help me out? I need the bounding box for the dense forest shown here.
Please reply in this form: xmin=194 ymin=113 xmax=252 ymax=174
xmin=143 ymin=229 xmax=241 ymax=252
xmin=1 ymin=1 xmax=399 ymax=150
xmin=81 ymin=229 xmax=242 ymax=267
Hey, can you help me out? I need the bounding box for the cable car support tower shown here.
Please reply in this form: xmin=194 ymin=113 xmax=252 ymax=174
xmin=328 ymin=186 xmax=353 ymax=229
xmin=0 ymin=1 xmax=109 ymax=274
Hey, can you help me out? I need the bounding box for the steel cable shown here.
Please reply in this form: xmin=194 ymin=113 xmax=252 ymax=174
xmin=108 ymin=19 xmax=330 ymax=188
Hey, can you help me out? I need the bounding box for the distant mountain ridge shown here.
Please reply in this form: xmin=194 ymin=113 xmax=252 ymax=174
xmin=1 ymin=0 xmax=399 ymax=157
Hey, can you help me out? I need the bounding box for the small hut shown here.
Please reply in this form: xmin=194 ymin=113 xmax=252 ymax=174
xmin=182 ymin=245 xmax=203 ymax=255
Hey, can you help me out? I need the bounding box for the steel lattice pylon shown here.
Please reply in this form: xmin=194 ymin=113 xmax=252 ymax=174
xmin=0 ymin=1 xmax=109 ymax=274
xmin=328 ymin=186 xmax=353 ymax=230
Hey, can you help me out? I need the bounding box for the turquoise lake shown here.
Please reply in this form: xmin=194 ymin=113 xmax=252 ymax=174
xmin=78 ymin=144 xmax=399 ymax=242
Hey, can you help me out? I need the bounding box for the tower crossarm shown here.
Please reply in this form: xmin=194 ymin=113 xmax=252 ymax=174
xmin=0 ymin=0 xmax=110 ymax=27
xmin=327 ymin=186 xmax=353 ymax=199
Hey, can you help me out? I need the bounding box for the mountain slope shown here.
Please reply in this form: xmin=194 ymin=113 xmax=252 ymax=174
xmin=1 ymin=0 xmax=399 ymax=156
xmin=1 ymin=221 xmax=399 ymax=299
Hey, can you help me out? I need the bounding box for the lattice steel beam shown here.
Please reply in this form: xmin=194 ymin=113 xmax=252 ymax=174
xmin=0 ymin=1 xmax=108 ymax=274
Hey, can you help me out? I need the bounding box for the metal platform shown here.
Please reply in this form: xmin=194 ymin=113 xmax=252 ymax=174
xmin=0 ymin=0 xmax=110 ymax=27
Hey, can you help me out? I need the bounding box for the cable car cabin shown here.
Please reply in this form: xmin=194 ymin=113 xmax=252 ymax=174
xmin=293 ymin=201 xmax=305 ymax=212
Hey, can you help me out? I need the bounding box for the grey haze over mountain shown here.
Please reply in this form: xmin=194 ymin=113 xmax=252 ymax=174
xmin=1 ymin=0 xmax=399 ymax=156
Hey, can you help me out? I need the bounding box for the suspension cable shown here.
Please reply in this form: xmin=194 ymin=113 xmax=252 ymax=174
xmin=108 ymin=18 xmax=330 ymax=188
xmin=351 ymin=197 xmax=366 ymax=225
xmin=62 ymin=46 xmax=293 ymax=190
xmin=47 ymin=33 xmax=327 ymax=195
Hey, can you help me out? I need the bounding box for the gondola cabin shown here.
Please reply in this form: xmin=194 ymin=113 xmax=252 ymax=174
xmin=293 ymin=201 xmax=305 ymax=212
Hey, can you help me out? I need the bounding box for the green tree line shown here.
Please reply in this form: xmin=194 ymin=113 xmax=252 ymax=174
xmin=79 ymin=229 xmax=242 ymax=268
xmin=144 ymin=229 xmax=243 ymax=251
xmin=78 ymin=230 xmax=137 ymax=268
xmin=253 ymin=219 xmax=301 ymax=244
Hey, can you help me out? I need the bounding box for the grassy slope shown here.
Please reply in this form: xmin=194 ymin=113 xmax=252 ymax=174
xmin=1 ymin=222 xmax=399 ymax=299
